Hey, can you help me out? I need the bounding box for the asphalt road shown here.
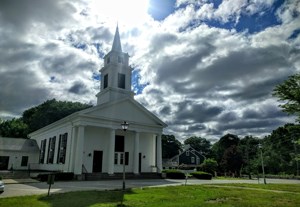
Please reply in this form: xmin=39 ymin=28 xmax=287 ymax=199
xmin=1 ymin=178 xmax=300 ymax=198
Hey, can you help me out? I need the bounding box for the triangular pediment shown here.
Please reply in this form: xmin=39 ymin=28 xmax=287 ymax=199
xmin=81 ymin=98 xmax=166 ymax=127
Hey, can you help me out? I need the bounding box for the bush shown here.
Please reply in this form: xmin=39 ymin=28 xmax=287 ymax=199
xmin=37 ymin=172 xmax=74 ymax=182
xmin=191 ymin=171 xmax=212 ymax=180
xmin=162 ymin=170 xmax=186 ymax=179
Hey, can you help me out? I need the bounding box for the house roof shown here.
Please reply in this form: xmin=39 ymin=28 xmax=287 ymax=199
xmin=0 ymin=137 xmax=39 ymax=152
xmin=168 ymin=145 xmax=206 ymax=161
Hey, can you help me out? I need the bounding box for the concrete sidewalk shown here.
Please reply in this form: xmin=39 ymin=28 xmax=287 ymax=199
xmin=2 ymin=178 xmax=40 ymax=184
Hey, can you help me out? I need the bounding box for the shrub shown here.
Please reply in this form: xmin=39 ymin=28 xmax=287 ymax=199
xmin=191 ymin=171 xmax=212 ymax=180
xmin=37 ymin=172 xmax=74 ymax=182
xmin=162 ymin=169 xmax=186 ymax=179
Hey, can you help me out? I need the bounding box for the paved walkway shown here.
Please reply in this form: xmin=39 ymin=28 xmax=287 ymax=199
xmin=1 ymin=178 xmax=300 ymax=198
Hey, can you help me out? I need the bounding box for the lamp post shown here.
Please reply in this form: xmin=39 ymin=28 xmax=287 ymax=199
xmin=258 ymin=144 xmax=266 ymax=184
xmin=121 ymin=121 xmax=129 ymax=191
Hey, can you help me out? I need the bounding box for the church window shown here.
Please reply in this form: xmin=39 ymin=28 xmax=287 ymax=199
xmin=39 ymin=139 xmax=46 ymax=164
xmin=114 ymin=153 xmax=118 ymax=164
xmin=57 ymin=133 xmax=68 ymax=164
xmin=118 ymin=73 xmax=125 ymax=89
xmin=186 ymin=151 xmax=189 ymax=156
xmin=118 ymin=56 xmax=123 ymax=63
xmin=107 ymin=57 xmax=110 ymax=64
xmin=21 ymin=156 xmax=28 ymax=167
xmin=104 ymin=74 xmax=108 ymax=89
xmin=115 ymin=135 xmax=124 ymax=152
xmin=191 ymin=157 xmax=195 ymax=163
xmin=47 ymin=136 xmax=56 ymax=164
xmin=114 ymin=152 xmax=129 ymax=165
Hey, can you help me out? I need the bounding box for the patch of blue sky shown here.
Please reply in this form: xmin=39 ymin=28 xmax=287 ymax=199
xmin=235 ymin=0 xmax=284 ymax=34
xmin=132 ymin=69 xmax=149 ymax=95
xmin=148 ymin=0 xmax=176 ymax=21
xmin=50 ymin=76 xmax=56 ymax=82
xmin=73 ymin=42 xmax=87 ymax=51
xmin=198 ymin=0 xmax=284 ymax=34
xmin=92 ymin=43 xmax=106 ymax=58
xmin=289 ymin=29 xmax=300 ymax=40
xmin=92 ymin=72 xmax=100 ymax=81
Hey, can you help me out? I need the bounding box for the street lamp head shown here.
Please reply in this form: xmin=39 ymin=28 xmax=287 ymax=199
xmin=121 ymin=121 xmax=129 ymax=131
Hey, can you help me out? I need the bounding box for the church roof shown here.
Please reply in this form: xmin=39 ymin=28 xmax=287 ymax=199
xmin=111 ymin=26 xmax=122 ymax=52
xmin=29 ymin=97 xmax=167 ymax=137
xmin=0 ymin=137 xmax=39 ymax=152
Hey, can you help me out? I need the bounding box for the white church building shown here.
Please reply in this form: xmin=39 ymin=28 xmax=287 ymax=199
xmin=29 ymin=27 xmax=167 ymax=178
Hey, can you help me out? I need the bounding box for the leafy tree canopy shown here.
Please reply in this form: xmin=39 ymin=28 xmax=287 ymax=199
xmin=0 ymin=118 xmax=28 ymax=138
xmin=183 ymin=136 xmax=211 ymax=155
xmin=162 ymin=134 xmax=182 ymax=159
xmin=0 ymin=99 xmax=92 ymax=137
xmin=273 ymin=73 xmax=300 ymax=120
xmin=23 ymin=99 xmax=92 ymax=133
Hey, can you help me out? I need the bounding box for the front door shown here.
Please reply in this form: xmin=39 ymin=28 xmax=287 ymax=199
xmin=93 ymin=151 xmax=103 ymax=173
xmin=139 ymin=153 xmax=142 ymax=173
xmin=0 ymin=156 xmax=9 ymax=170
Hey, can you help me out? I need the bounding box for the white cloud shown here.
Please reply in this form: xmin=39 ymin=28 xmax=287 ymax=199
xmin=0 ymin=0 xmax=299 ymax=141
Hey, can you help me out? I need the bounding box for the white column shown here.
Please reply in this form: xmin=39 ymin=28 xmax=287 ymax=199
xmin=133 ymin=131 xmax=140 ymax=174
xmin=74 ymin=126 xmax=84 ymax=175
xmin=108 ymin=128 xmax=115 ymax=175
xmin=156 ymin=134 xmax=162 ymax=173
xmin=68 ymin=126 xmax=77 ymax=172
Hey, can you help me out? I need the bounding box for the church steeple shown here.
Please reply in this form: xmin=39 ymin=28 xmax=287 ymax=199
xmin=96 ymin=26 xmax=134 ymax=105
xmin=111 ymin=26 xmax=122 ymax=52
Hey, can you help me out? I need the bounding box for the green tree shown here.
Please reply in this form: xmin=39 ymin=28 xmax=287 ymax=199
xmin=262 ymin=124 xmax=299 ymax=174
xmin=184 ymin=136 xmax=211 ymax=156
xmin=0 ymin=118 xmax=28 ymax=138
xmin=23 ymin=99 xmax=92 ymax=133
xmin=200 ymin=158 xmax=218 ymax=175
xmin=0 ymin=99 xmax=92 ymax=138
xmin=239 ymin=136 xmax=260 ymax=178
xmin=212 ymin=134 xmax=242 ymax=176
xmin=273 ymin=73 xmax=300 ymax=120
xmin=162 ymin=134 xmax=182 ymax=159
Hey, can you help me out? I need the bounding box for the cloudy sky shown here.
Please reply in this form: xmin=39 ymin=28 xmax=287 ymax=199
xmin=0 ymin=0 xmax=299 ymax=142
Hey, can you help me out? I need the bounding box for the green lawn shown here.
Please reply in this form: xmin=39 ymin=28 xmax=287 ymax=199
xmin=0 ymin=184 xmax=299 ymax=207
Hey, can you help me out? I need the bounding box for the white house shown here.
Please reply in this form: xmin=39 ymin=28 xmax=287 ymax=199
xmin=29 ymin=26 xmax=167 ymax=179
xmin=0 ymin=137 xmax=39 ymax=171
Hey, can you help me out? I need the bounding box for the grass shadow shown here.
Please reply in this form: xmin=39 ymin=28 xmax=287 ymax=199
xmin=38 ymin=189 xmax=135 ymax=207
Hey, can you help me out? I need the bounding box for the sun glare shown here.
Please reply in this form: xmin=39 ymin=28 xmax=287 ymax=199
xmin=91 ymin=0 xmax=150 ymax=26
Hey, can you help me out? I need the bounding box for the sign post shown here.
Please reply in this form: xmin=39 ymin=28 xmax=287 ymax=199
xmin=47 ymin=174 xmax=55 ymax=196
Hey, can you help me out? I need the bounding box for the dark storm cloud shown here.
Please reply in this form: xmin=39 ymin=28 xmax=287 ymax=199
xmin=68 ymin=82 xmax=88 ymax=95
xmin=160 ymin=106 xmax=171 ymax=115
xmin=176 ymin=101 xmax=223 ymax=123
xmin=154 ymin=43 xmax=215 ymax=86
xmin=0 ymin=0 xmax=77 ymax=33
xmin=218 ymin=112 xmax=238 ymax=122
xmin=40 ymin=48 xmax=98 ymax=76
xmin=242 ymin=105 xmax=288 ymax=119
xmin=0 ymin=41 xmax=40 ymax=68
xmin=228 ymin=75 xmax=293 ymax=101
xmin=149 ymin=33 xmax=178 ymax=53
xmin=216 ymin=118 xmax=283 ymax=131
xmin=0 ymin=69 xmax=49 ymax=115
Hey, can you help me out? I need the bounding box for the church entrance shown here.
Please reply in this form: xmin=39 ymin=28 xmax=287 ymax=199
xmin=92 ymin=151 xmax=103 ymax=173
xmin=0 ymin=156 xmax=9 ymax=170
xmin=139 ymin=153 xmax=142 ymax=173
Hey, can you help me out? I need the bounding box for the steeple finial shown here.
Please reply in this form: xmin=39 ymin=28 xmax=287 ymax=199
xmin=111 ymin=25 xmax=122 ymax=52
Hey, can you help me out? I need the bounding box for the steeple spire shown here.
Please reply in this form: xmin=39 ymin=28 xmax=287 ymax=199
xmin=111 ymin=25 xmax=122 ymax=52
